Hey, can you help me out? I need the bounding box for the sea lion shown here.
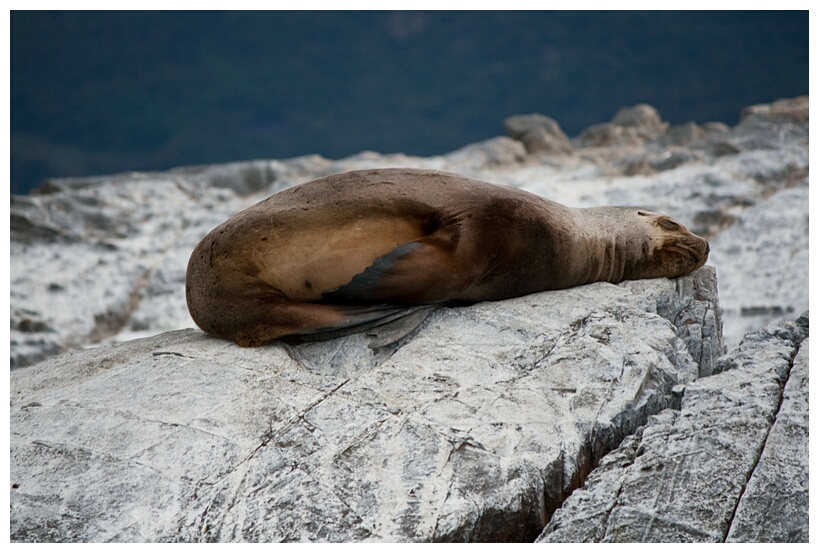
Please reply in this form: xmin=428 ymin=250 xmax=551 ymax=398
xmin=186 ymin=168 xmax=709 ymax=347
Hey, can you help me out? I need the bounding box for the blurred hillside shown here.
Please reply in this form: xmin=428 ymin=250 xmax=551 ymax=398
xmin=10 ymin=10 xmax=808 ymax=194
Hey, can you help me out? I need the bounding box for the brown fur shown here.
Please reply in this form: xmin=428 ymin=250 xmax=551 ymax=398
xmin=186 ymin=168 xmax=709 ymax=346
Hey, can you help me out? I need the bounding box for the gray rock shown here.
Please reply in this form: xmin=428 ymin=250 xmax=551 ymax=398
xmin=579 ymin=104 xmax=668 ymax=147
xmin=503 ymin=113 xmax=573 ymax=154
xmin=658 ymin=122 xmax=707 ymax=147
xmin=10 ymin=269 xmax=719 ymax=542
xmin=536 ymin=313 xmax=808 ymax=543
xmin=444 ymin=136 xmax=528 ymax=168
xmin=739 ymin=96 xmax=809 ymax=125
xmin=620 ymin=266 xmax=724 ymax=377
xmin=9 ymin=97 xmax=807 ymax=375
xmin=9 ymin=174 xmax=247 ymax=369
xmin=622 ymin=149 xmax=699 ymax=176
xmin=726 ymin=332 xmax=809 ymax=542
xmin=612 ymin=104 xmax=669 ymax=136
xmin=705 ymin=96 xmax=808 ymax=155
xmin=8 ymin=97 xmax=809 ymax=543
xmin=707 ymin=182 xmax=809 ymax=348
xmin=578 ymin=122 xmax=646 ymax=148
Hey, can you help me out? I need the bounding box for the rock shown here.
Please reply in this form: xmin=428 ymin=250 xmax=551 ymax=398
xmin=740 ymin=96 xmax=809 ymax=125
xmin=706 ymin=181 xmax=809 ymax=348
xmin=705 ymin=96 xmax=808 ymax=155
xmin=503 ymin=114 xmax=573 ymax=154
xmin=8 ymin=97 xmax=810 ymax=543
xmin=9 ymin=97 xmax=808 ymax=369
xmin=659 ymin=122 xmax=707 ymax=147
xmin=578 ymin=104 xmax=668 ymax=148
xmin=578 ymin=122 xmax=646 ymax=148
xmin=536 ymin=313 xmax=808 ymax=543
xmin=703 ymin=121 xmax=730 ymax=134
xmin=611 ymin=104 xmax=669 ymax=137
xmin=9 ymin=174 xmax=248 ymax=369
xmin=623 ymin=150 xmax=699 ymax=176
xmin=725 ymin=328 xmax=809 ymax=542
xmin=10 ymin=268 xmax=720 ymax=542
xmin=444 ymin=136 xmax=528 ymax=168
xmin=618 ymin=266 xmax=724 ymax=377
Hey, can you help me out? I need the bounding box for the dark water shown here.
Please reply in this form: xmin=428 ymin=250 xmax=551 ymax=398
xmin=10 ymin=11 xmax=808 ymax=194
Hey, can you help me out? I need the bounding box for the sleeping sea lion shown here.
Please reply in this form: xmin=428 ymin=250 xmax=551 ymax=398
xmin=185 ymin=168 xmax=709 ymax=347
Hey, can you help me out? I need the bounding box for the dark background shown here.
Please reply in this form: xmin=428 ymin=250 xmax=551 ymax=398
xmin=10 ymin=11 xmax=809 ymax=194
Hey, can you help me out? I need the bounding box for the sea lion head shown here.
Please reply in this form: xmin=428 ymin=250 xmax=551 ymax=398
xmin=622 ymin=209 xmax=710 ymax=280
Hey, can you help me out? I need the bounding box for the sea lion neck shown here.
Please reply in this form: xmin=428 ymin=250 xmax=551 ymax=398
xmin=571 ymin=207 xmax=635 ymax=285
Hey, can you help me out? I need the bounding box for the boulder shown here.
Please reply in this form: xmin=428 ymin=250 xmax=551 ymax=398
xmin=578 ymin=104 xmax=668 ymax=147
xmin=503 ymin=113 xmax=573 ymax=154
xmin=444 ymin=136 xmax=528 ymax=168
xmin=537 ymin=313 xmax=808 ymax=542
xmin=658 ymin=122 xmax=707 ymax=147
xmin=706 ymin=96 xmax=809 ymax=155
xmin=740 ymin=95 xmax=809 ymax=125
xmin=11 ymin=268 xmax=720 ymax=542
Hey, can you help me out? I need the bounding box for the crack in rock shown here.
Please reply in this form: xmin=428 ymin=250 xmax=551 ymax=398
xmin=537 ymin=313 xmax=808 ymax=543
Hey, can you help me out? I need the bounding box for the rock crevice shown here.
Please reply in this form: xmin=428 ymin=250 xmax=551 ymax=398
xmin=537 ymin=313 xmax=808 ymax=543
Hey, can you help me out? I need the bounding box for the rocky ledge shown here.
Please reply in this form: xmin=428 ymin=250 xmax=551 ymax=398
xmin=10 ymin=97 xmax=808 ymax=369
xmin=538 ymin=312 xmax=808 ymax=542
xmin=9 ymin=272 xmax=809 ymax=542
xmin=9 ymin=97 xmax=809 ymax=542
xmin=13 ymin=267 xmax=724 ymax=541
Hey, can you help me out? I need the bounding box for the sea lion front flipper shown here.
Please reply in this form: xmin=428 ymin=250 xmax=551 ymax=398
xmin=323 ymin=238 xmax=468 ymax=305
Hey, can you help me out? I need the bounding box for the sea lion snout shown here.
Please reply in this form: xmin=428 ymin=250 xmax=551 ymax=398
xmin=619 ymin=209 xmax=709 ymax=280
xmin=655 ymin=225 xmax=710 ymax=277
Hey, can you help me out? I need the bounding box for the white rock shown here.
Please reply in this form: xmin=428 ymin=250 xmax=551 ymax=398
xmin=536 ymin=313 xmax=808 ymax=542
xmin=10 ymin=99 xmax=807 ymax=367
xmin=9 ymin=98 xmax=808 ymax=542
xmin=10 ymin=269 xmax=719 ymax=542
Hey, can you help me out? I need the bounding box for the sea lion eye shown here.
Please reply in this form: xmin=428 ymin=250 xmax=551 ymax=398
xmin=658 ymin=219 xmax=681 ymax=231
xmin=637 ymin=211 xmax=650 ymax=216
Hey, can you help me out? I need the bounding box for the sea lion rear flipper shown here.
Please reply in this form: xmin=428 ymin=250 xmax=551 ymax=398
xmin=323 ymin=238 xmax=467 ymax=304
xmin=365 ymin=305 xmax=437 ymax=348
xmin=288 ymin=304 xmax=435 ymax=347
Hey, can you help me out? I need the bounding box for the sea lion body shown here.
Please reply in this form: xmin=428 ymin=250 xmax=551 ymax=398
xmin=186 ymin=168 xmax=709 ymax=346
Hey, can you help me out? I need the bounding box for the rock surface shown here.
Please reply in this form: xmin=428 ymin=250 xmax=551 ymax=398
xmin=8 ymin=97 xmax=809 ymax=542
xmin=11 ymin=268 xmax=720 ymax=542
xmin=9 ymin=97 xmax=807 ymax=369
xmin=536 ymin=313 xmax=808 ymax=542
xmin=577 ymin=104 xmax=669 ymax=148
xmin=503 ymin=113 xmax=573 ymax=154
